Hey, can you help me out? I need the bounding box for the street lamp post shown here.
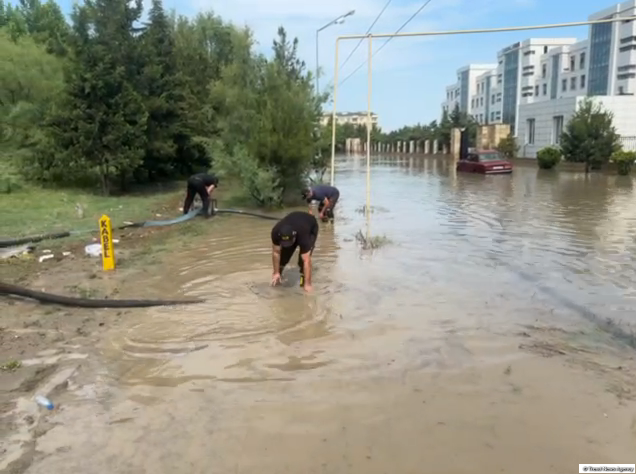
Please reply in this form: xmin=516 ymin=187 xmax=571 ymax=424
xmin=315 ymin=10 xmax=355 ymax=96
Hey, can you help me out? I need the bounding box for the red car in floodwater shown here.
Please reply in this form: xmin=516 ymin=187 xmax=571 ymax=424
xmin=456 ymin=150 xmax=513 ymax=175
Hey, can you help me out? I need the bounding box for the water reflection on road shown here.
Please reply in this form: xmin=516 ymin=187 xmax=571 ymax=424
xmin=28 ymin=155 xmax=636 ymax=474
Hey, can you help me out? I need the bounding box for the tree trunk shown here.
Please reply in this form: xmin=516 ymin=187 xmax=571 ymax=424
xmin=100 ymin=171 xmax=109 ymax=196
xmin=119 ymin=170 xmax=127 ymax=192
xmin=99 ymin=159 xmax=111 ymax=196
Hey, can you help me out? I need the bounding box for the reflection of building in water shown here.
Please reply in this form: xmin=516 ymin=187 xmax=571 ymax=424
xmin=592 ymin=180 xmax=636 ymax=253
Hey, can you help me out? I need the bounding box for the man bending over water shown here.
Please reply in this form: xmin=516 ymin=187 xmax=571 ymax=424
xmin=270 ymin=211 xmax=319 ymax=292
xmin=182 ymin=172 xmax=219 ymax=217
xmin=303 ymin=185 xmax=340 ymax=222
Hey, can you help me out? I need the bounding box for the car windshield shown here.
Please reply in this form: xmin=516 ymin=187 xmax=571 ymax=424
xmin=479 ymin=153 xmax=501 ymax=162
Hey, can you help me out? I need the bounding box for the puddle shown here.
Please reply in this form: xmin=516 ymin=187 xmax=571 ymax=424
xmin=8 ymin=156 xmax=636 ymax=473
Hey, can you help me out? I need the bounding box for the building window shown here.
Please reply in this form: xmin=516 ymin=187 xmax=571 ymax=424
xmin=570 ymin=77 xmax=576 ymax=89
xmin=617 ymin=72 xmax=636 ymax=80
xmin=589 ymin=21 xmax=612 ymax=95
xmin=619 ymin=86 xmax=625 ymax=94
xmin=471 ymin=99 xmax=475 ymax=108
xmin=562 ymin=79 xmax=567 ymax=91
xmin=535 ymin=85 xmax=539 ymax=96
xmin=553 ymin=116 xmax=564 ymax=144
xmin=542 ymin=64 xmax=547 ymax=78
xmin=491 ymin=95 xmax=495 ymax=104
xmin=480 ymin=97 xmax=484 ymax=106
xmin=580 ymin=75 xmax=586 ymax=88
xmin=580 ymin=52 xmax=586 ymax=69
xmin=544 ymin=46 xmax=548 ymax=53
xmin=570 ymin=55 xmax=575 ymax=71
xmin=480 ymin=114 xmax=483 ymax=123
xmin=491 ymin=112 xmax=495 ymax=121
xmin=526 ymin=118 xmax=535 ymax=145
xmin=543 ymin=83 xmax=547 ymax=95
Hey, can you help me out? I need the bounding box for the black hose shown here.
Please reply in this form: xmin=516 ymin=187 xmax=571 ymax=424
xmin=215 ymin=209 xmax=280 ymax=221
xmin=0 ymin=207 xmax=278 ymax=248
xmin=0 ymin=281 xmax=204 ymax=308
xmin=0 ymin=231 xmax=71 ymax=248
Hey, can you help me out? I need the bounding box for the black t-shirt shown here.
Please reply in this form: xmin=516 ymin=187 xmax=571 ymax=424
xmin=271 ymin=212 xmax=319 ymax=254
xmin=191 ymin=173 xmax=218 ymax=187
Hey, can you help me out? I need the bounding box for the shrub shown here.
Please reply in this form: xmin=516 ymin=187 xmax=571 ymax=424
xmin=611 ymin=150 xmax=636 ymax=176
xmin=205 ymin=139 xmax=282 ymax=207
xmin=560 ymin=98 xmax=621 ymax=172
xmin=537 ymin=146 xmax=562 ymax=170
xmin=496 ymin=134 xmax=518 ymax=159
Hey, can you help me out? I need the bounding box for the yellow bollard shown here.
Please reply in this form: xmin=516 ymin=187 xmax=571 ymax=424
xmin=99 ymin=214 xmax=116 ymax=271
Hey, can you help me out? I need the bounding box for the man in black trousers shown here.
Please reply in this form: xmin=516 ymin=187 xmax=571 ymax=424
xmin=182 ymin=173 xmax=219 ymax=217
xmin=270 ymin=211 xmax=319 ymax=292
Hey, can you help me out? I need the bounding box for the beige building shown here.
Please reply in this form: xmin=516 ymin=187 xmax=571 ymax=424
xmin=320 ymin=112 xmax=379 ymax=127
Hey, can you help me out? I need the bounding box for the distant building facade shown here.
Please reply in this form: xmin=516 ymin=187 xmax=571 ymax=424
xmin=321 ymin=112 xmax=379 ymax=127
xmin=440 ymin=0 xmax=636 ymax=157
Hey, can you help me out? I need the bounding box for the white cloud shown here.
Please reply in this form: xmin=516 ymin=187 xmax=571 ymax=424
xmin=187 ymin=0 xmax=535 ymax=118
xmin=193 ymin=0 xmax=533 ymax=78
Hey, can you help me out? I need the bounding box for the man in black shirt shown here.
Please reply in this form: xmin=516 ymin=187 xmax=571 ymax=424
xmin=302 ymin=185 xmax=340 ymax=222
xmin=270 ymin=211 xmax=319 ymax=291
xmin=183 ymin=173 xmax=219 ymax=217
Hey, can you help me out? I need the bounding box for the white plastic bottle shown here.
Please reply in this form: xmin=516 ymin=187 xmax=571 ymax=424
xmin=35 ymin=395 xmax=54 ymax=410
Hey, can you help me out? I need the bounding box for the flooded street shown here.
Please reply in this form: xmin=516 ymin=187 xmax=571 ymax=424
xmin=14 ymin=156 xmax=636 ymax=473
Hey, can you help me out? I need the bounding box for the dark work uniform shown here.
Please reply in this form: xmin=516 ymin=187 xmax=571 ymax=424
xmin=271 ymin=212 xmax=319 ymax=275
xmin=308 ymin=185 xmax=340 ymax=218
xmin=183 ymin=173 xmax=218 ymax=216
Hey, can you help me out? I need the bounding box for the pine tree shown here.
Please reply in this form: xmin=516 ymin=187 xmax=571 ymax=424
xmin=43 ymin=0 xmax=147 ymax=194
xmin=137 ymin=0 xmax=189 ymax=180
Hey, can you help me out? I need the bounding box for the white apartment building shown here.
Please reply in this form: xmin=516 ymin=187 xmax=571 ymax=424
xmin=440 ymin=0 xmax=636 ymax=157
xmin=441 ymin=38 xmax=578 ymax=130
xmin=441 ymin=64 xmax=497 ymax=118
xmin=517 ymin=0 xmax=636 ymax=157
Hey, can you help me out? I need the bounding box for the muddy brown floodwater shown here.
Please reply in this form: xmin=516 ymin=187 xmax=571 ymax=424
xmin=4 ymin=156 xmax=636 ymax=473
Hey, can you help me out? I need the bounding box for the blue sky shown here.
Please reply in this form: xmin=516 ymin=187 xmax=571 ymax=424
xmin=52 ymin=0 xmax=616 ymax=131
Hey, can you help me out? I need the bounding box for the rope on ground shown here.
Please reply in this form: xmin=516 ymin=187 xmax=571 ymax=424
xmin=0 ymin=281 xmax=205 ymax=308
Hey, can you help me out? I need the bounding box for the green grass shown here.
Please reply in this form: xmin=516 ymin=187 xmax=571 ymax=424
xmin=0 ymin=359 xmax=22 ymax=372
xmin=0 ymin=183 xmax=185 ymax=239
xmin=0 ymin=178 xmax=258 ymax=240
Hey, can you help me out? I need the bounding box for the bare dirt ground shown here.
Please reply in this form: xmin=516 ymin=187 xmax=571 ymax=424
xmin=0 ymin=197 xmax=211 ymax=468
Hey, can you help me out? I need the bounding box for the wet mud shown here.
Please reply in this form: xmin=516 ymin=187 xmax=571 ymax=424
xmin=3 ymin=156 xmax=636 ymax=473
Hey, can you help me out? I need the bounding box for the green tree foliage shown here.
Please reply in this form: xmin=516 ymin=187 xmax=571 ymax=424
xmin=536 ymin=146 xmax=561 ymax=170
xmin=209 ymin=26 xmax=320 ymax=205
xmin=321 ymin=104 xmax=478 ymax=155
xmin=38 ymin=0 xmax=147 ymax=194
xmin=560 ymin=98 xmax=621 ymax=172
xmin=496 ymin=135 xmax=518 ymax=159
xmin=611 ymin=150 xmax=636 ymax=176
xmin=137 ymin=0 xmax=191 ymax=181
xmin=0 ymin=0 xmax=324 ymax=203
xmin=0 ymin=29 xmax=63 ymax=169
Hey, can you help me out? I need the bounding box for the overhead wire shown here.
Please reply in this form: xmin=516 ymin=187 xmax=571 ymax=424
xmin=338 ymin=0 xmax=393 ymax=71
xmin=339 ymin=0 xmax=434 ymax=86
